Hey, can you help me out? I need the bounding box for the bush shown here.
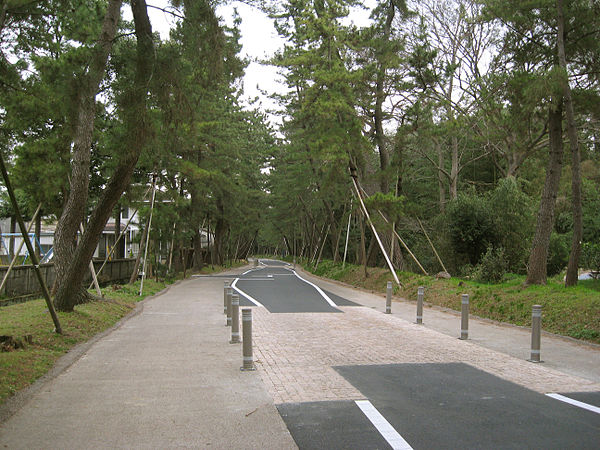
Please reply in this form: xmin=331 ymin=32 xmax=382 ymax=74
xmin=486 ymin=177 xmax=534 ymax=273
xmin=474 ymin=246 xmax=508 ymax=283
xmin=446 ymin=192 xmax=497 ymax=265
xmin=581 ymin=242 xmax=600 ymax=272
xmin=547 ymin=232 xmax=571 ymax=276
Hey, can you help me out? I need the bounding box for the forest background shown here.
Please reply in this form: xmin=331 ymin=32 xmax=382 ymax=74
xmin=0 ymin=0 xmax=598 ymax=313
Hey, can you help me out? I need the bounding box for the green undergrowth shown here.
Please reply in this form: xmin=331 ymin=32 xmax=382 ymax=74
xmin=306 ymin=259 xmax=600 ymax=344
xmin=0 ymin=263 xmax=240 ymax=407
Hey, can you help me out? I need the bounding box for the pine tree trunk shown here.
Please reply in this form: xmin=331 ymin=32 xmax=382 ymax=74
xmin=525 ymin=103 xmax=564 ymax=285
xmin=437 ymin=141 xmax=446 ymax=213
xmin=53 ymin=0 xmax=123 ymax=310
xmin=557 ymin=0 xmax=583 ymax=287
xmin=54 ymin=0 xmax=153 ymax=311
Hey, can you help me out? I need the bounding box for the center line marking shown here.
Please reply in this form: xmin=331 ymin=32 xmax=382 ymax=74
xmin=546 ymin=393 xmax=600 ymax=414
xmin=355 ymin=400 xmax=413 ymax=450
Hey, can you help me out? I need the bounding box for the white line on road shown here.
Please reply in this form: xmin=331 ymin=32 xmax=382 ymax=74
xmin=546 ymin=393 xmax=600 ymax=414
xmin=231 ymin=278 xmax=265 ymax=308
xmin=291 ymin=270 xmax=338 ymax=308
xmin=355 ymin=400 xmax=413 ymax=450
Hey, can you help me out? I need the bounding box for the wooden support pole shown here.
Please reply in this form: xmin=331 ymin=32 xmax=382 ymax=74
xmin=139 ymin=176 xmax=157 ymax=296
xmin=80 ymin=224 xmax=102 ymax=296
xmin=417 ymin=217 xmax=448 ymax=274
xmin=0 ymin=156 xmax=62 ymax=333
xmin=351 ymin=176 xmax=401 ymax=287
xmin=343 ymin=200 xmax=352 ymax=269
xmin=0 ymin=203 xmax=41 ymax=294
xmin=89 ymin=206 xmax=140 ymax=289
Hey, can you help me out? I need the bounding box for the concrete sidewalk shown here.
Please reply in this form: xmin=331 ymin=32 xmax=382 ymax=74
xmin=0 ymin=269 xmax=296 ymax=449
xmin=1 ymin=264 xmax=598 ymax=449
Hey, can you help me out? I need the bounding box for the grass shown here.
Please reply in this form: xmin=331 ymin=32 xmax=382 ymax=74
xmin=307 ymin=259 xmax=600 ymax=344
xmin=0 ymin=262 xmax=243 ymax=407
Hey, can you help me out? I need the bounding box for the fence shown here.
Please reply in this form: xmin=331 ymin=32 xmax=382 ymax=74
xmin=0 ymin=258 xmax=136 ymax=302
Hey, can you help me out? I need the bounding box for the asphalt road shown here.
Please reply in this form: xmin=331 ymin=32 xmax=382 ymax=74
xmin=231 ymin=262 xmax=358 ymax=313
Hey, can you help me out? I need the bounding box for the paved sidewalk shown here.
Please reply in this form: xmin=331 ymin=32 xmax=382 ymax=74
xmin=1 ymin=264 xmax=598 ymax=449
xmin=0 ymin=271 xmax=296 ymax=449
xmin=295 ymin=267 xmax=600 ymax=385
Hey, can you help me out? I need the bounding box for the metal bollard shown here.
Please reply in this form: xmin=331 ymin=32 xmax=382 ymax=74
xmin=385 ymin=281 xmax=392 ymax=314
xmin=230 ymin=293 xmax=240 ymax=344
xmin=293 ymin=258 xmax=296 ymax=270
xmin=226 ymin=288 xmax=232 ymax=326
xmin=223 ymin=281 xmax=230 ymax=314
xmin=241 ymin=309 xmax=256 ymax=371
xmin=416 ymin=286 xmax=424 ymax=324
xmin=460 ymin=294 xmax=469 ymax=340
xmin=528 ymin=305 xmax=542 ymax=363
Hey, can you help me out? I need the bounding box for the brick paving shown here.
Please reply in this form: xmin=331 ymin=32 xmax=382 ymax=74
xmin=251 ymin=305 xmax=600 ymax=405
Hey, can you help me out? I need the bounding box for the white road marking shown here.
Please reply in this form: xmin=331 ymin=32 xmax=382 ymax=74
xmin=292 ymin=270 xmax=338 ymax=307
xmin=355 ymin=400 xmax=413 ymax=450
xmin=231 ymin=278 xmax=265 ymax=308
xmin=546 ymin=393 xmax=600 ymax=414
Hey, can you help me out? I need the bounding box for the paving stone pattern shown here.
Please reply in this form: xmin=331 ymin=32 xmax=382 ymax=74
xmin=251 ymin=306 xmax=600 ymax=404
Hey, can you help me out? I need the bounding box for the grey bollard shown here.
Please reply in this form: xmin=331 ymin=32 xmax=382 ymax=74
xmin=253 ymin=258 xmax=258 ymax=268
xmin=293 ymin=258 xmax=296 ymax=270
xmin=416 ymin=286 xmax=424 ymax=324
xmin=230 ymin=293 xmax=240 ymax=344
xmin=226 ymin=288 xmax=232 ymax=326
xmin=528 ymin=305 xmax=542 ymax=363
xmin=223 ymin=281 xmax=230 ymax=314
xmin=460 ymin=294 xmax=469 ymax=340
xmin=241 ymin=308 xmax=256 ymax=371
xmin=385 ymin=281 xmax=392 ymax=314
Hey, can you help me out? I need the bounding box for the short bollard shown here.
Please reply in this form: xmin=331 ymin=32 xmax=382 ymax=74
xmin=385 ymin=281 xmax=392 ymax=314
xmin=528 ymin=305 xmax=543 ymax=363
xmin=253 ymin=258 xmax=258 ymax=268
xmin=226 ymin=288 xmax=232 ymax=326
xmin=230 ymin=293 xmax=240 ymax=344
xmin=241 ymin=309 xmax=256 ymax=371
xmin=460 ymin=294 xmax=469 ymax=340
xmin=223 ymin=281 xmax=230 ymax=314
xmin=416 ymin=286 xmax=424 ymax=324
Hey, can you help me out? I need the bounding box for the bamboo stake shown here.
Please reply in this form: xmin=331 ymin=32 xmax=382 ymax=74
xmin=417 ymin=217 xmax=448 ymax=273
xmin=139 ymin=176 xmax=157 ymax=296
xmin=351 ymin=176 xmax=401 ymax=287
xmin=0 ymin=203 xmax=42 ymax=293
xmin=0 ymin=156 xmax=61 ymax=333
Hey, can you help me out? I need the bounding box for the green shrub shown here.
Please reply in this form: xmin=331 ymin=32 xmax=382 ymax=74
xmin=446 ymin=192 xmax=497 ymax=265
xmin=486 ymin=177 xmax=534 ymax=273
xmin=581 ymin=242 xmax=600 ymax=272
xmin=547 ymin=232 xmax=571 ymax=276
xmin=474 ymin=246 xmax=508 ymax=283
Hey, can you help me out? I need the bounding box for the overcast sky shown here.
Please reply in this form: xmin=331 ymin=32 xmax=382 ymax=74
xmin=142 ymin=1 xmax=375 ymax=119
